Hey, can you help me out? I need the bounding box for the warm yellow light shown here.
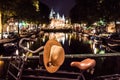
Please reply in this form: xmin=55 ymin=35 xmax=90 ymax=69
xmin=33 ymin=0 xmax=39 ymax=11
xmin=0 ymin=60 xmax=4 ymax=66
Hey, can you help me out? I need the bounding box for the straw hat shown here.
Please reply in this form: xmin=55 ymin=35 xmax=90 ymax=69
xmin=43 ymin=39 xmax=65 ymax=73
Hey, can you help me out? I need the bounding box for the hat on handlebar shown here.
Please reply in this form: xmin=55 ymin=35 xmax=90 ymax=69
xmin=43 ymin=39 xmax=65 ymax=73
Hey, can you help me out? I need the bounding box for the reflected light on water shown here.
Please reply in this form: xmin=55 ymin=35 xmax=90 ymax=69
xmin=27 ymin=42 xmax=30 ymax=48
xmin=15 ymin=49 xmax=19 ymax=55
xmin=55 ymin=33 xmax=65 ymax=44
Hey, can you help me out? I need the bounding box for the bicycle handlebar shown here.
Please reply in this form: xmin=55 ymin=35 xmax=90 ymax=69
xmin=19 ymin=38 xmax=44 ymax=53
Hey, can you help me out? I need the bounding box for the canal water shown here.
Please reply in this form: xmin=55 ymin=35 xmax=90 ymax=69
xmin=0 ymin=32 xmax=120 ymax=79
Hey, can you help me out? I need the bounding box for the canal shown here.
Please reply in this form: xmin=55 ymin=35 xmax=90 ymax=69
xmin=0 ymin=32 xmax=120 ymax=80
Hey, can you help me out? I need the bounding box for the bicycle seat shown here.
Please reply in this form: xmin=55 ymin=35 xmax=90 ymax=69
xmin=70 ymin=58 xmax=96 ymax=71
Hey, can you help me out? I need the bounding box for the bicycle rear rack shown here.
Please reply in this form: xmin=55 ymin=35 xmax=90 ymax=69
xmin=6 ymin=55 xmax=81 ymax=80
xmin=22 ymin=68 xmax=81 ymax=80
xmin=94 ymin=74 xmax=120 ymax=80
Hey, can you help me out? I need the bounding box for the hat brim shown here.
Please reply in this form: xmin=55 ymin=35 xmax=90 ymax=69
xmin=43 ymin=39 xmax=65 ymax=73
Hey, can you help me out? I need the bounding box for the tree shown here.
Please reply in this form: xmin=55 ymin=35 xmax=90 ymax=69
xmin=0 ymin=0 xmax=16 ymax=39
xmin=15 ymin=0 xmax=50 ymax=24
xmin=70 ymin=0 xmax=120 ymax=25
xmin=102 ymin=0 xmax=120 ymax=21
xmin=70 ymin=0 xmax=101 ymax=24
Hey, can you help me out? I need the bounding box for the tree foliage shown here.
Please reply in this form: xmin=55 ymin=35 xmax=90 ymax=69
xmin=70 ymin=0 xmax=120 ymax=24
xmin=0 ymin=0 xmax=50 ymax=24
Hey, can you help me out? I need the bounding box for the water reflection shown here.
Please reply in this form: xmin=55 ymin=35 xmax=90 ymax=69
xmin=41 ymin=32 xmax=93 ymax=54
xmin=16 ymin=32 xmax=93 ymax=55
xmin=0 ymin=32 xmax=108 ymax=56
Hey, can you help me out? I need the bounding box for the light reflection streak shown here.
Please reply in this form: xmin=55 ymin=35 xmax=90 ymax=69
xmin=0 ymin=55 xmax=4 ymax=75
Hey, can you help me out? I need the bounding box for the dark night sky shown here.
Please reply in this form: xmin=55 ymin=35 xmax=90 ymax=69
xmin=40 ymin=0 xmax=76 ymax=17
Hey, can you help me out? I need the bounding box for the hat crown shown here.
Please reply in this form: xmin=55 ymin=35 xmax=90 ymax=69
xmin=50 ymin=45 xmax=64 ymax=66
